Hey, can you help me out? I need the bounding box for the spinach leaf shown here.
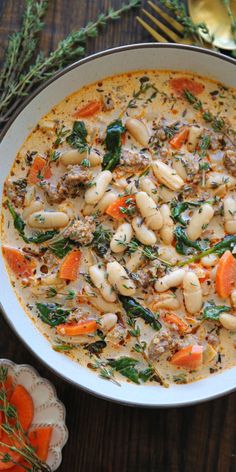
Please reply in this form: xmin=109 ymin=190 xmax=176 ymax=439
xmin=138 ymin=367 xmax=155 ymax=382
xmin=119 ymin=295 xmax=161 ymax=330
xmin=91 ymin=225 xmax=112 ymax=257
xmin=171 ymin=201 xmax=199 ymax=226
xmin=36 ymin=303 xmax=70 ymax=326
xmin=203 ymin=302 xmax=231 ymax=321
xmin=49 ymin=238 xmax=74 ymax=258
xmin=174 ymin=226 xmax=203 ymax=255
xmin=84 ymin=340 xmax=107 ymax=355
xmin=178 ymin=235 xmax=236 ymax=267
xmin=108 ymin=357 xmax=140 ymax=384
xmin=7 ymin=201 xmax=58 ymax=243
xmin=102 ymin=119 xmax=125 ymax=171
xmin=66 ymin=121 xmax=88 ymax=153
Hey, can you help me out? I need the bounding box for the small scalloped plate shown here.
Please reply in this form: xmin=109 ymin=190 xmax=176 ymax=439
xmin=0 ymin=359 xmax=68 ymax=471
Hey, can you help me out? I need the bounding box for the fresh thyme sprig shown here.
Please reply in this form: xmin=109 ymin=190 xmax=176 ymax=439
xmin=0 ymin=366 xmax=51 ymax=471
xmin=158 ymin=0 xmax=214 ymax=45
xmin=0 ymin=0 xmax=140 ymax=124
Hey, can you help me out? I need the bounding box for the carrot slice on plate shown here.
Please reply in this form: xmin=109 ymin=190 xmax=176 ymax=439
xmin=215 ymin=250 xmax=236 ymax=298
xmin=169 ymin=77 xmax=204 ymax=96
xmin=10 ymin=385 xmax=34 ymax=432
xmin=28 ymin=426 xmax=53 ymax=462
xmin=28 ymin=156 xmax=51 ymax=184
xmin=170 ymin=345 xmax=203 ymax=370
xmin=59 ymin=249 xmax=81 ymax=281
xmin=75 ymin=100 xmax=102 ymax=118
xmin=106 ymin=195 xmax=136 ymax=220
xmin=0 ymin=432 xmax=21 ymax=470
xmin=56 ymin=320 xmax=98 ymax=336
xmin=164 ymin=314 xmax=189 ymax=334
xmin=2 ymin=247 xmax=36 ymax=278
xmin=169 ymin=127 xmax=189 ymax=149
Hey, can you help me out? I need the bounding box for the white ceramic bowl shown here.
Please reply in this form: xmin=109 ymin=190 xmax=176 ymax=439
xmin=0 ymin=44 xmax=236 ymax=407
xmin=0 ymin=359 xmax=68 ymax=470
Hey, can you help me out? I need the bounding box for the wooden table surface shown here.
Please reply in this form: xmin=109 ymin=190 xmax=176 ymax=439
xmin=0 ymin=1 xmax=236 ymax=471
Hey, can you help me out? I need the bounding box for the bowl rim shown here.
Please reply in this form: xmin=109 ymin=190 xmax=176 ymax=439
xmin=1 ymin=43 xmax=236 ymax=408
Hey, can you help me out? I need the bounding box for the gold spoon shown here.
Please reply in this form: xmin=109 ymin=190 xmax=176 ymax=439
xmin=188 ymin=0 xmax=236 ymax=50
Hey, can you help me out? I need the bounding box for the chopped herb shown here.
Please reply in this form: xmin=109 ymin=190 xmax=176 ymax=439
xmin=66 ymin=121 xmax=88 ymax=153
xmin=119 ymin=295 xmax=162 ymax=330
xmin=183 ymin=89 xmax=203 ymax=110
xmin=81 ymin=158 xmax=90 ymax=167
xmin=49 ymin=237 xmax=74 ymax=258
xmin=102 ymin=119 xmax=125 ymax=171
xmin=133 ymin=341 xmax=147 ymax=353
xmin=91 ymin=225 xmax=112 ymax=257
xmin=84 ymin=340 xmax=107 ymax=355
xmin=65 ymin=290 xmax=76 ymax=300
xmin=36 ymin=302 xmax=71 ymax=326
xmin=199 ymin=134 xmax=211 ymax=157
xmin=50 ymin=150 xmax=60 ymax=162
xmin=127 ymin=77 xmax=158 ymax=109
xmin=46 ymin=287 xmax=58 ymax=298
xmin=54 ymin=124 xmax=69 ymax=146
xmin=202 ymin=302 xmax=231 ymax=321
xmin=163 ymin=122 xmax=180 ymax=139
xmin=108 ymin=357 xmax=140 ymax=384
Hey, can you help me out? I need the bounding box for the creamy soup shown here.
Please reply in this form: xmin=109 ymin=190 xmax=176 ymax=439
xmin=2 ymin=70 xmax=236 ymax=387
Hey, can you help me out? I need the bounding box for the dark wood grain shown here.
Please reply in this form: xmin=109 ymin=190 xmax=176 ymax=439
xmin=0 ymin=1 xmax=236 ymax=471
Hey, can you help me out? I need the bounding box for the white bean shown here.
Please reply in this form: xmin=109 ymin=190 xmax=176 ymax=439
xmin=152 ymin=293 xmax=180 ymax=310
xmin=158 ymin=185 xmax=175 ymax=203
xmin=110 ymin=223 xmax=133 ymax=253
xmin=89 ymin=265 xmax=116 ymax=302
xmin=126 ymin=118 xmax=149 ymax=146
xmin=107 ymin=261 xmax=136 ymax=296
xmin=23 ymin=201 xmax=44 ymax=219
xmin=155 ymin=268 xmax=185 ymax=292
xmin=140 ymin=177 xmax=159 ymax=203
xmin=100 ymin=313 xmax=118 ymax=332
xmin=187 ymin=204 xmax=214 ymax=241
xmin=231 ymin=289 xmax=236 ymax=308
xmin=183 ymin=272 xmax=202 ymax=314
xmin=201 ymin=254 xmax=219 ymax=267
xmin=136 ymin=191 xmax=163 ymax=230
xmin=224 ymin=195 xmax=236 ymax=234
xmin=159 ymin=204 xmax=174 ymax=244
xmin=173 ymin=158 xmax=188 ymax=180
xmin=39 ymin=120 xmax=55 ymax=132
xmin=152 ymin=161 xmax=184 ymax=190
xmin=187 ymin=125 xmax=202 ymax=151
xmin=24 ymin=186 xmax=35 ymax=207
xmin=60 ymin=149 xmax=102 ymax=167
xmin=206 ymin=172 xmax=236 ymax=196
xmin=219 ymin=313 xmax=236 ymax=331
xmin=158 ymin=245 xmax=180 ymax=264
xmin=85 ymin=170 xmax=112 ymax=204
xmin=132 ymin=216 xmax=157 ymax=246
xmin=28 ymin=211 xmax=69 ymax=229
xmin=96 ymin=192 xmax=117 ymax=214
xmin=125 ymin=251 xmax=143 ymax=272
xmin=58 ymin=201 xmax=76 ymax=219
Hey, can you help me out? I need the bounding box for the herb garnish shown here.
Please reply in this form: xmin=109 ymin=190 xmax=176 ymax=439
xmin=102 ymin=119 xmax=125 ymax=171
xmin=171 ymin=201 xmax=199 ymax=226
xmin=66 ymin=121 xmax=88 ymax=153
xmin=48 ymin=237 xmax=74 ymax=258
xmin=119 ymin=295 xmax=162 ymax=330
xmin=7 ymin=201 xmax=58 ymax=243
xmin=174 ymin=226 xmax=204 ymax=255
xmin=91 ymin=225 xmax=112 ymax=257
xmin=202 ymin=302 xmax=231 ymax=321
xmin=127 ymin=76 xmax=158 ymax=109
xmin=36 ymin=303 xmax=71 ymax=326
xmin=198 ymin=134 xmax=211 ymax=157
xmin=108 ymin=357 xmax=155 ymax=384
xmin=84 ymin=340 xmax=107 ymax=355
xmin=177 ymin=235 xmax=236 ymax=267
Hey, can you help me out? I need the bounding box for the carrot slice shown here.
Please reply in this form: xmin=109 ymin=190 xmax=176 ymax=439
xmin=106 ymin=195 xmax=136 ymax=220
xmin=164 ymin=314 xmax=189 ymax=334
xmin=75 ymin=100 xmax=102 ymax=118
xmin=28 ymin=426 xmax=53 ymax=462
xmin=0 ymin=432 xmax=21 ymax=470
xmin=170 ymin=77 xmax=204 ymax=96
xmin=28 ymin=156 xmax=51 ymax=184
xmin=2 ymin=247 xmax=36 ymax=278
xmin=56 ymin=320 xmax=98 ymax=336
xmin=10 ymin=385 xmax=34 ymax=432
xmin=169 ymin=127 xmax=189 ymax=149
xmin=59 ymin=249 xmax=81 ymax=281
xmin=215 ymin=250 xmax=236 ymax=298
xmin=170 ymin=345 xmax=203 ymax=370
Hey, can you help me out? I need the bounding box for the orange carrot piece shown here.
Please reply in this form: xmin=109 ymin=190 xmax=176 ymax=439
xmin=75 ymin=100 xmax=102 ymax=118
xmin=0 ymin=432 xmax=21 ymax=470
xmin=28 ymin=426 xmax=53 ymax=462
xmin=10 ymin=385 xmax=34 ymax=432
xmin=28 ymin=156 xmax=51 ymax=184
xmin=170 ymin=345 xmax=203 ymax=370
xmin=2 ymin=247 xmax=36 ymax=278
xmin=56 ymin=320 xmax=98 ymax=336
xmin=59 ymin=249 xmax=81 ymax=281
xmin=169 ymin=127 xmax=189 ymax=149
xmin=215 ymin=250 xmax=236 ymax=298
xmin=106 ymin=195 xmax=136 ymax=220
xmin=169 ymin=77 xmax=204 ymax=96
xmin=164 ymin=314 xmax=189 ymax=334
